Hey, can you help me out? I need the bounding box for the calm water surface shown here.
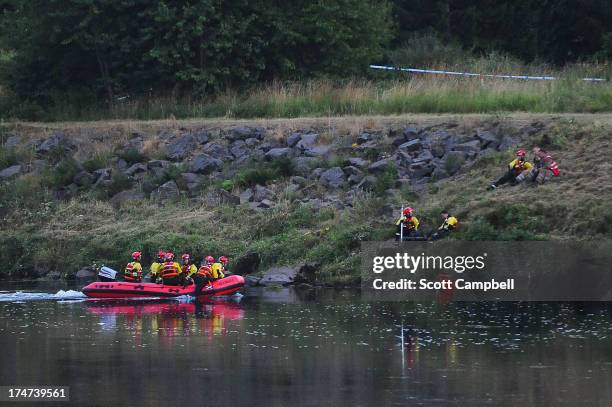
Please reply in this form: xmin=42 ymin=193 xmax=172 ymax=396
xmin=0 ymin=281 xmax=610 ymax=406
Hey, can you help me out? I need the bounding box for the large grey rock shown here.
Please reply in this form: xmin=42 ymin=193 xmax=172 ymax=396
xmin=93 ymin=168 xmax=112 ymax=182
xmin=4 ymin=135 xmax=21 ymax=148
xmin=394 ymin=151 xmax=413 ymax=168
xmin=265 ymin=147 xmax=293 ymax=159
xmin=443 ymin=151 xmax=467 ymax=175
xmin=125 ymin=163 xmax=148 ymax=176
xmin=348 ymin=157 xmax=370 ymax=169
xmin=292 ymin=157 xmax=318 ymax=176
xmin=167 ymin=134 xmax=196 ymax=161
xmin=191 ymin=154 xmax=223 ymax=174
xmin=253 ymin=185 xmax=274 ymax=201
xmin=240 ymin=188 xmax=254 ymax=204
xmin=75 ymin=267 xmax=97 ymax=280
xmin=73 ymin=171 xmax=94 ymax=187
xmin=476 ymin=131 xmax=500 ymax=149
xmin=0 ymin=164 xmax=22 ymax=179
xmin=287 ymin=133 xmax=302 ymax=147
xmin=147 ymin=159 xmax=171 ymax=169
xmin=398 ymin=139 xmax=422 ymax=152
xmin=151 ymin=180 xmax=180 ymax=202
xmin=499 ymin=135 xmax=519 ymax=151
xmin=194 ymin=131 xmax=210 ymax=144
xmin=124 ymin=134 xmax=144 ymax=153
xmin=230 ymin=140 xmax=249 ymax=158
xmin=432 ymin=166 xmax=450 ymax=181
xmin=36 ymin=132 xmax=76 ymax=154
xmin=368 ymin=159 xmax=390 ymax=173
xmin=348 ymin=174 xmax=364 ymax=184
xmin=409 ymin=162 xmax=434 ymax=178
xmin=356 ymin=175 xmax=377 ymax=191
xmin=203 ymin=142 xmax=229 ymax=158
xmin=258 ymin=199 xmax=273 ymax=209
xmin=260 ymin=264 xmax=317 ymax=286
xmin=229 ymin=127 xmax=255 ymax=141
xmin=180 ymin=172 xmax=202 ymax=194
xmin=295 ymin=133 xmax=319 ymax=150
xmin=453 ymin=140 xmax=481 ymax=157
xmin=413 ymin=149 xmax=434 ymax=163
xmin=342 ymin=166 xmax=363 ymax=177
xmin=403 ymin=127 xmax=419 ymax=140
xmin=245 ymin=138 xmax=260 ymax=147
xmin=424 ymin=131 xmax=453 ymax=158
xmin=204 ymin=189 xmax=240 ymax=206
xmin=110 ymin=189 xmax=145 ymax=207
xmin=357 ymin=132 xmax=371 ymax=144
xmin=289 ymin=176 xmax=307 ymax=186
xmin=303 ymin=145 xmax=330 ymax=158
xmin=319 ymin=167 xmax=346 ymax=188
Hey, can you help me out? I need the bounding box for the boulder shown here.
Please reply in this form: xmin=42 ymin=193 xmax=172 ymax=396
xmin=230 ymin=140 xmax=249 ymax=158
xmin=124 ymin=134 xmax=145 ymax=153
xmin=258 ymin=199 xmax=273 ymax=209
xmin=0 ymin=164 xmax=22 ymax=179
xmin=453 ymin=140 xmax=481 ymax=157
xmin=4 ymin=135 xmax=21 ymax=148
xmin=125 ymin=163 xmax=148 ymax=176
xmin=368 ymin=159 xmax=389 ymax=173
xmin=287 ymin=132 xmax=302 ymax=147
xmin=147 ymin=159 xmax=170 ymax=169
xmin=265 ymin=147 xmax=293 ymax=159
xmin=342 ymin=166 xmax=363 ymax=177
xmin=194 ymin=131 xmax=210 ymax=144
xmin=232 ymin=252 xmax=261 ymax=275
xmin=394 ymin=151 xmax=413 ymax=168
xmin=191 ymin=154 xmax=223 ymax=174
xmin=260 ymin=265 xmax=299 ymax=285
xmin=348 ymin=157 xmax=370 ymax=169
xmin=348 ymin=174 xmax=364 ymax=184
xmin=203 ymin=142 xmax=229 ymax=159
xmin=356 ymin=175 xmax=377 ymax=191
xmin=73 ymin=171 xmax=94 ymax=187
xmin=476 ymin=131 xmax=500 ymax=149
xmin=295 ymin=133 xmax=319 ymax=150
xmin=204 ymin=189 xmax=240 ymax=206
xmin=319 ymin=167 xmax=346 ymax=188
xmin=245 ymin=275 xmax=262 ymax=286
xmin=245 ymin=138 xmax=260 ymax=147
xmin=303 ymin=145 xmax=331 ymax=158
xmin=431 ymin=166 xmax=450 ymax=181
xmin=292 ymin=157 xmax=318 ymax=176
xmin=499 ymin=135 xmax=519 ymax=151
xmin=167 ymin=134 xmax=196 ymax=161
xmin=289 ymin=176 xmax=307 ymax=186
xmin=115 ymin=158 xmax=128 ymax=170
xmin=240 ymin=188 xmax=254 ymax=204
xmin=413 ymin=149 xmax=434 ymax=163
xmin=253 ymin=184 xmax=274 ymax=201
xmin=180 ymin=172 xmax=202 ymax=194
xmin=409 ymin=162 xmax=434 ymax=178
xmin=443 ymin=151 xmax=467 ymax=175
xmin=403 ymin=127 xmax=419 ymax=140
xmin=36 ymin=132 xmax=76 ymax=155
xmin=110 ymin=189 xmax=145 ymax=207
xmin=357 ymin=132 xmax=371 ymax=144
xmin=151 ymin=180 xmax=180 ymax=202
xmin=398 ymin=139 xmax=422 ymax=152
xmin=229 ymin=127 xmax=255 ymax=141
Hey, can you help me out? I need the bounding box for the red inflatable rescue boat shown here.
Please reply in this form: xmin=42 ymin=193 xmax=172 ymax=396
xmin=82 ymin=275 xmax=245 ymax=299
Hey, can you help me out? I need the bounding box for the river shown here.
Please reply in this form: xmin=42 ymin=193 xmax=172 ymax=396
xmin=0 ymin=281 xmax=610 ymax=406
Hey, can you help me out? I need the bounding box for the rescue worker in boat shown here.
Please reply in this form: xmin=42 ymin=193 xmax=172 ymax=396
xmin=124 ymin=251 xmax=143 ymax=282
xmin=181 ymin=253 xmax=197 ymax=285
xmin=430 ymin=211 xmax=458 ymax=240
xmin=210 ymin=257 xmax=226 ymax=280
xmin=395 ymin=207 xmax=420 ymax=240
xmin=219 ymin=256 xmax=230 ymax=275
xmin=489 ymin=149 xmax=533 ymax=190
xmin=518 ymin=146 xmax=560 ymax=185
xmin=193 ymin=256 xmax=215 ymax=295
xmin=159 ymin=252 xmax=181 ymax=285
xmin=148 ymin=250 xmax=165 ymax=282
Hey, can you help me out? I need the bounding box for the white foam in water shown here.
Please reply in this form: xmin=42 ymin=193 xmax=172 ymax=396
xmin=0 ymin=289 xmax=87 ymax=302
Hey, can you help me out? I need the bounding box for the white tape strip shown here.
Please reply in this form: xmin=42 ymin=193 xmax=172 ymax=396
xmin=369 ymin=64 xmax=606 ymax=82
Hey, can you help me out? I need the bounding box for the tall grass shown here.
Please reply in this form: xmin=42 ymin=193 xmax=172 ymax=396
xmin=1 ymin=67 xmax=611 ymax=122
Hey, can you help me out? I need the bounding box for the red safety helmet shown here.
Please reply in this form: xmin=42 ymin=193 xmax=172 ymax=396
xmin=205 ymin=256 xmax=215 ymax=263
xmin=219 ymin=256 xmax=229 ymax=265
xmin=165 ymin=252 xmax=175 ymax=261
xmin=132 ymin=251 xmax=142 ymax=260
xmin=182 ymin=253 xmax=190 ymax=262
xmin=516 ymin=149 xmax=527 ymax=158
xmin=157 ymin=250 xmax=166 ymax=260
xmin=403 ymin=207 xmax=413 ymax=216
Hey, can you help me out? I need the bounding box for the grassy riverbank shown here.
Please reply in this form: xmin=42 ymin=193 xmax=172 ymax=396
xmin=0 ymin=114 xmax=611 ymax=283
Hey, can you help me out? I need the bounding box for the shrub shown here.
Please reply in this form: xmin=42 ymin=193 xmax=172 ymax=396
xmin=233 ymin=157 xmax=294 ymax=187
xmin=118 ymin=148 xmax=146 ymax=165
xmin=83 ymin=152 xmax=112 ymax=172
xmin=0 ymin=146 xmax=18 ymax=169
xmin=43 ymin=158 xmax=79 ymax=188
xmin=221 ymin=180 xmax=234 ymax=191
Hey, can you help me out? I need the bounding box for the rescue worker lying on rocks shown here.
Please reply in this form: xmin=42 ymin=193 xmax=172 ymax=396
xmin=430 ymin=211 xmax=458 ymax=240
xmin=395 ymin=207 xmax=421 ymax=240
xmin=515 ymin=147 xmax=560 ymax=185
xmin=489 ymin=149 xmax=533 ymax=190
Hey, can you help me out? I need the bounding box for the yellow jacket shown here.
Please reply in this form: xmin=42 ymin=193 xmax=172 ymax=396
xmin=182 ymin=264 xmax=197 ymax=277
xmin=150 ymin=262 xmax=162 ymax=276
xmin=439 ymin=216 xmax=458 ymax=231
xmin=396 ymin=216 xmax=420 ymax=230
xmin=210 ymin=263 xmax=225 ymax=279
xmin=509 ymin=159 xmax=533 ymax=172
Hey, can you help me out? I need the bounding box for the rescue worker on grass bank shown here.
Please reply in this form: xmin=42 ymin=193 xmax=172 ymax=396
xmin=489 ymin=149 xmax=533 ymax=190
xmin=193 ymin=256 xmax=215 ymax=295
xmin=519 ymin=146 xmax=560 ymax=185
xmin=149 ymin=250 xmax=165 ymax=281
xmin=395 ymin=207 xmax=420 ymax=241
xmin=124 ymin=251 xmax=143 ymax=282
xmin=181 ymin=253 xmax=197 ymax=286
xmin=159 ymin=252 xmax=181 ymax=286
xmin=430 ymin=211 xmax=458 ymax=240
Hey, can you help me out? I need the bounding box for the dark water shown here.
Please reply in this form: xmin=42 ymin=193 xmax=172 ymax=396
xmin=0 ymin=282 xmax=611 ymax=406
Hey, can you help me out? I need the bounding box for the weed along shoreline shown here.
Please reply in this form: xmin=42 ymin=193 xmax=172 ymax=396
xmin=1 ymin=114 xmax=611 ymax=285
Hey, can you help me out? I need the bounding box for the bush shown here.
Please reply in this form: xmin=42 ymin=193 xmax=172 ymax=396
xmin=83 ymin=152 xmax=112 ymax=172
xmin=373 ymin=163 xmax=398 ymax=195
xmin=221 ymin=180 xmax=235 ymax=191
xmin=0 ymin=146 xmax=18 ymax=169
xmin=118 ymin=148 xmax=146 ymax=165
xmin=233 ymin=157 xmax=294 ymax=187
xmin=43 ymin=158 xmax=79 ymax=188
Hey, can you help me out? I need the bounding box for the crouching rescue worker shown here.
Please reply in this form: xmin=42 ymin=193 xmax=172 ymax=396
xmin=159 ymin=252 xmax=181 ymax=285
xmin=489 ymin=149 xmax=533 ymax=190
xmin=523 ymin=147 xmax=560 ymax=185
xmin=210 ymin=257 xmax=226 ymax=280
xmin=431 ymin=211 xmax=458 ymax=240
xmin=148 ymin=250 xmax=165 ymax=282
xmin=193 ymin=256 xmax=215 ymax=295
xmin=124 ymin=251 xmax=143 ymax=282
xmin=219 ymin=256 xmax=230 ymax=275
xmin=181 ymin=253 xmax=197 ymax=286
xmin=395 ymin=207 xmax=420 ymax=241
